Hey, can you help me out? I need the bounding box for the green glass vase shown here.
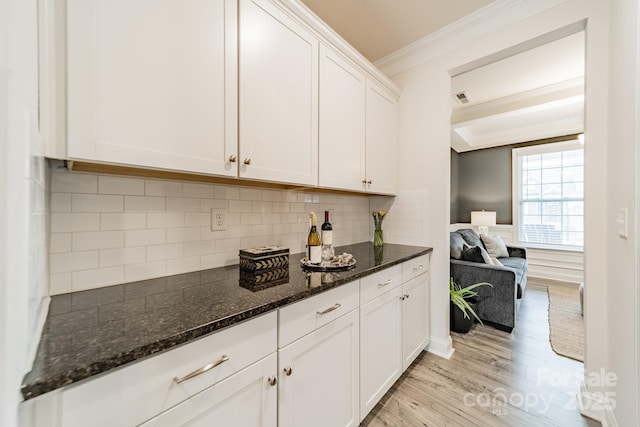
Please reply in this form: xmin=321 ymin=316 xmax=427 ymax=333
xmin=374 ymin=228 xmax=383 ymax=247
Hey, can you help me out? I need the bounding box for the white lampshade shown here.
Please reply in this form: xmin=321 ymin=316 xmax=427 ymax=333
xmin=470 ymin=211 xmax=496 ymax=226
xmin=471 ymin=211 xmax=496 ymax=236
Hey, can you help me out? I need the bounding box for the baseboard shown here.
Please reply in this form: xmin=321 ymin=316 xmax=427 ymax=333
xmin=427 ymin=335 xmax=455 ymax=359
xmin=527 ymin=276 xmax=581 ymax=288
xmin=578 ymin=382 xmax=617 ymax=427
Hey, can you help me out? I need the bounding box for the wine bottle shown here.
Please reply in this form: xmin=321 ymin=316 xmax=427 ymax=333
xmin=321 ymin=210 xmax=334 ymax=262
xmin=307 ymin=212 xmax=322 ymax=264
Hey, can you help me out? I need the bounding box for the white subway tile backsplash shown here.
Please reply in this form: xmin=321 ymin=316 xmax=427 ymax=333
xmin=166 ymin=197 xmax=200 ymax=212
xmin=50 ymin=273 xmax=72 ymax=294
xmin=72 ymin=267 xmax=124 ymax=291
xmin=72 ymin=194 xmax=124 ymax=212
xmin=50 ymin=251 xmax=99 ymax=274
xmin=147 ymin=212 xmax=185 ymax=229
xmin=99 ymin=176 xmax=145 ymax=195
xmin=183 ymin=183 xmax=214 ymax=198
xmin=125 ymin=229 xmax=166 ymax=247
xmin=101 ymin=213 xmax=147 ymax=230
xmin=51 ymin=213 xmax=100 ymax=232
xmin=184 ymin=240 xmax=216 ymax=257
xmin=125 ymin=261 xmax=167 ymax=282
xmin=147 ymin=243 xmax=184 ymax=261
xmin=240 ymin=188 xmax=262 ymax=201
xmin=228 ymin=200 xmax=252 ymax=213
xmin=166 ymin=227 xmax=201 ymax=243
xmin=166 ymin=256 xmax=201 ymax=275
xmin=145 ymin=180 xmax=183 ymax=197
xmin=52 ymin=171 xmax=98 ymax=193
xmin=50 ymin=233 xmax=72 ymax=253
xmin=49 ymin=170 xmax=381 ymax=295
xmin=100 ymin=247 xmax=146 ymax=267
xmin=73 ymin=231 xmax=124 ymax=251
xmin=50 ymin=193 xmax=71 ymax=212
xmin=125 ymin=196 xmax=166 ymax=212
xmin=185 ymin=212 xmax=210 ymax=227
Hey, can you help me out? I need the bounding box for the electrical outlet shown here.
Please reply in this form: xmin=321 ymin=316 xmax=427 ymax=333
xmin=211 ymin=208 xmax=227 ymax=231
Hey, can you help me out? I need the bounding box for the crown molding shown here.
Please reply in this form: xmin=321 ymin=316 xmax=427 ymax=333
xmin=374 ymin=0 xmax=570 ymax=77
xmin=275 ymin=0 xmax=402 ymax=96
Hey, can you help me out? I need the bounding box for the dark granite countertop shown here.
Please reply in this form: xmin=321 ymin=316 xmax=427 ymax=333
xmin=22 ymin=242 xmax=432 ymax=400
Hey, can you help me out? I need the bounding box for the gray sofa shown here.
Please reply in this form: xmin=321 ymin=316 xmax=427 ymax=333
xmin=450 ymin=228 xmax=528 ymax=332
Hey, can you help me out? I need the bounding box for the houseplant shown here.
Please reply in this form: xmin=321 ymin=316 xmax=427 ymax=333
xmin=450 ymin=278 xmax=492 ymax=333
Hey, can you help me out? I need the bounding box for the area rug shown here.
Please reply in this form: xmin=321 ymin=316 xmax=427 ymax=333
xmin=547 ymin=285 xmax=584 ymax=362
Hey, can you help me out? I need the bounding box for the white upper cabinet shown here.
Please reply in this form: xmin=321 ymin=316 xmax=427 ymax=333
xmin=318 ymin=45 xmax=366 ymax=192
xmin=66 ymin=0 xmax=238 ymax=176
xmin=365 ymin=80 xmax=398 ymax=195
xmin=239 ymin=0 xmax=319 ymax=186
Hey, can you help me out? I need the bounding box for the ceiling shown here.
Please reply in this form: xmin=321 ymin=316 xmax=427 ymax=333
xmin=299 ymin=0 xmax=494 ymax=63
xmin=300 ymin=0 xmax=585 ymax=152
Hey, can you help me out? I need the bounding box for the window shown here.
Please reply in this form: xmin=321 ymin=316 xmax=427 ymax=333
xmin=513 ymin=141 xmax=584 ymax=249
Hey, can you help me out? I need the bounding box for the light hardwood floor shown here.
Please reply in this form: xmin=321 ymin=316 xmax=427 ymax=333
xmin=363 ymin=283 xmax=600 ymax=427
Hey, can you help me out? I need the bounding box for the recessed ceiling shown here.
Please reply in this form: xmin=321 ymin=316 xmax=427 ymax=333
xmin=451 ymin=31 xmax=585 ymax=152
xmin=299 ymin=0 xmax=494 ymax=62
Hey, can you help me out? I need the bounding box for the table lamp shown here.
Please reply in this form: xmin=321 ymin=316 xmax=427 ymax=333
xmin=471 ymin=211 xmax=496 ymax=236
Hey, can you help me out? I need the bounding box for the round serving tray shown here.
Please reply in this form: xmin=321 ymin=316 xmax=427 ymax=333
xmin=300 ymin=258 xmax=357 ymax=272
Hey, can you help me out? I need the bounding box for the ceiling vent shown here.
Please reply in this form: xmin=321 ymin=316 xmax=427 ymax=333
xmin=453 ymin=91 xmax=471 ymax=105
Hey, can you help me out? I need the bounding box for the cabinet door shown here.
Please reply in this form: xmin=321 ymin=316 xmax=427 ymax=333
xmin=402 ymin=274 xmax=430 ymax=371
xmin=359 ymin=286 xmax=403 ymax=420
xmin=318 ymin=45 xmax=366 ymax=192
xmin=239 ymin=0 xmax=319 ymax=186
xmin=365 ymin=80 xmax=398 ymax=195
xmin=66 ymin=0 xmax=237 ymax=176
xmin=279 ymin=309 xmax=359 ymax=427
xmin=140 ymin=353 xmax=277 ymax=427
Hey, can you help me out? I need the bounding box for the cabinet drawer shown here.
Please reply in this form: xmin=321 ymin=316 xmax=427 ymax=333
xmin=278 ymin=280 xmax=359 ymax=348
xmin=61 ymin=311 xmax=277 ymax=427
xmin=401 ymin=254 xmax=429 ymax=283
xmin=359 ymin=265 xmax=402 ymax=305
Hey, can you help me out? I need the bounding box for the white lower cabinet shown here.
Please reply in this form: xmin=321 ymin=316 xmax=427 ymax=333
xmin=140 ymin=352 xmax=277 ymax=427
xmin=60 ymin=312 xmax=277 ymax=427
xmin=402 ymin=274 xmax=430 ymax=371
xmin=20 ymin=257 xmax=430 ymax=427
xmin=359 ymin=286 xmax=403 ymax=419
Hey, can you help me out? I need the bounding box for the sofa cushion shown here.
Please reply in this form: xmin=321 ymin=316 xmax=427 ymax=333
xmin=462 ymin=244 xmax=492 ymax=264
xmin=481 ymin=234 xmax=509 ymax=258
xmin=458 ymin=228 xmax=485 ymax=249
xmin=450 ymin=232 xmax=467 ymax=260
xmin=499 ymin=257 xmax=528 ymax=297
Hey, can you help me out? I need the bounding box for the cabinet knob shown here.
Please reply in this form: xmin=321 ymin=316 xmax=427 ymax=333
xmin=243 ymin=158 xmax=252 ymax=165
xmin=228 ymin=155 xmax=237 ymax=163
xmin=362 ymin=180 xmax=367 ymax=184
xmin=268 ymin=376 xmax=277 ymax=386
xmin=284 ymin=367 xmax=293 ymax=376
xmin=367 ymin=180 xmax=372 ymax=185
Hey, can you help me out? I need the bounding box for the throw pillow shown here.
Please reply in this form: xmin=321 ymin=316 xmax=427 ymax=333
xmin=481 ymin=234 xmax=509 ymax=258
xmin=458 ymin=228 xmax=485 ymax=249
xmin=450 ymin=232 xmax=467 ymax=260
xmin=461 ymin=244 xmax=492 ymax=264
xmin=490 ymin=256 xmax=504 ymax=266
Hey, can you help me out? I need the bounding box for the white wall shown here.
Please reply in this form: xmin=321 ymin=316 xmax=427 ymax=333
xmin=606 ymin=0 xmax=639 ymax=424
xmin=48 ymin=166 xmax=379 ymax=294
xmin=384 ymin=0 xmax=616 ymax=420
xmin=1 ymin=0 xmax=50 ymax=425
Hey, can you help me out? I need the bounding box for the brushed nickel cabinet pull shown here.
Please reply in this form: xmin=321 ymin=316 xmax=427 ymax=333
xmin=367 ymin=180 xmax=372 ymax=185
xmin=268 ymin=376 xmax=277 ymax=386
xmin=228 ymin=155 xmax=237 ymax=162
xmin=284 ymin=367 xmax=293 ymax=376
xmin=174 ymin=355 xmax=229 ymax=384
xmin=413 ymin=264 xmax=424 ymax=271
xmin=243 ymin=158 xmax=252 ymax=165
xmin=378 ymin=279 xmax=393 ymax=287
xmin=316 ymin=303 xmax=341 ymax=315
